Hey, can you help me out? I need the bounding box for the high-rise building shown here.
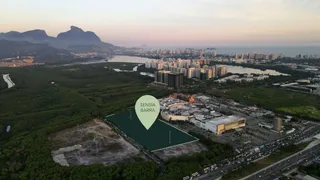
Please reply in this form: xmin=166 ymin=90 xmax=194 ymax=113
xmin=296 ymin=54 xmax=302 ymax=59
xmin=206 ymin=69 xmax=213 ymax=79
xmin=180 ymin=68 xmax=188 ymax=76
xmin=212 ymin=66 xmax=216 ymax=78
xmin=157 ymin=71 xmax=164 ymax=83
xmin=254 ymin=53 xmax=263 ymax=60
xmin=154 ymin=70 xmax=171 ymax=84
xmin=163 ymin=65 xmax=169 ymax=70
xmin=156 ymin=63 xmax=163 ymax=70
xmin=200 ymin=72 xmax=207 ymax=80
xmin=248 ymin=53 xmax=255 ymax=59
xmin=200 ymin=51 xmax=204 ymax=57
xmin=273 ymin=118 xmax=283 ymax=132
xmin=154 ymin=71 xmax=158 ymax=82
xmin=217 ymin=66 xmax=228 ymax=76
xmin=242 ymin=54 xmax=248 ymax=59
xmin=178 ymin=62 xmax=184 ymax=68
xmin=212 ymin=51 xmax=217 ymax=57
xmin=263 ymin=54 xmax=268 ymax=60
xmin=204 ymin=59 xmax=211 ymax=65
xmin=169 ymin=66 xmax=178 ymax=72
xmin=163 ymin=73 xmax=169 ymax=84
xmin=151 ymin=60 xmax=157 ymax=68
xmin=184 ymin=60 xmax=191 ymax=68
xmin=269 ymin=54 xmax=278 ymax=60
xmin=188 ymin=68 xmax=195 ymax=78
xmin=168 ymin=73 xmax=184 ymax=88
xmin=195 ymin=68 xmax=201 ymax=78
xmin=145 ymin=61 xmax=151 ymax=68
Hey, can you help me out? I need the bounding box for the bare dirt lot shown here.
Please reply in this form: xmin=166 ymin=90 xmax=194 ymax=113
xmin=49 ymin=119 xmax=145 ymax=166
xmin=153 ymin=141 xmax=207 ymax=161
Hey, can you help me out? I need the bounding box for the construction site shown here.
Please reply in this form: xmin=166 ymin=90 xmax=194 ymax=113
xmin=49 ymin=119 xmax=146 ymax=166
xmin=153 ymin=141 xmax=207 ymax=161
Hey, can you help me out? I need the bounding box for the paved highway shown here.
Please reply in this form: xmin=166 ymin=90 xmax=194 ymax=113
xmin=197 ymin=126 xmax=320 ymax=180
xmin=266 ymin=155 xmax=319 ymax=180
xmin=241 ymin=140 xmax=320 ymax=180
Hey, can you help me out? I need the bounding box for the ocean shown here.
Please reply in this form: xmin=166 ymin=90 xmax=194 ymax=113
xmin=214 ymin=46 xmax=320 ymax=57
xmin=150 ymin=46 xmax=320 ymax=57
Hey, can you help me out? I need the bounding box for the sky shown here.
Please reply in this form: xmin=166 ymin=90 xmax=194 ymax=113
xmin=1 ymin=0 xmax=320 ymax=47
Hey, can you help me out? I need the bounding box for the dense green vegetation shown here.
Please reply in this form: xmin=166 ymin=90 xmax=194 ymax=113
xmin=0 ymin=62 xmax=169 ymax=180
xmin=207 ymin=86 xmax=320 ymax=121
xmin=222 ymin=143 xmax=310 ymax=180
xmin=0 ymin=63 xmax=234 ymax=180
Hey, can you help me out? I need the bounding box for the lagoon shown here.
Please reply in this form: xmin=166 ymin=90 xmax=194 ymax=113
xmin=60 ymin=55 xmax=286 ymax=76
xmin=223 ymin=65 xmax=288 ymax=76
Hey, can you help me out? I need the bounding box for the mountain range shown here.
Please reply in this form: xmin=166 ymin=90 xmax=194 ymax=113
xmin=0 ymin=26 xmax=116 ymax=54
xmin=0 ymin=39 xmax=73 ymax=62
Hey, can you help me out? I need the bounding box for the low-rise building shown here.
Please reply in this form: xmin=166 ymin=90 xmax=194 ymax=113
xmin=195 ymin=116 xmax=246 ymax=135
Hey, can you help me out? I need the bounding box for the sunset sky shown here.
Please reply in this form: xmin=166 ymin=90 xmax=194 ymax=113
xmin=1 ymin=0 xmax=320 ymax=46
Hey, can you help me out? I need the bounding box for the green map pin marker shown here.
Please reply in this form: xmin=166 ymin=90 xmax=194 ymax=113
xmin=135 ymin=95 xmax=160 ymax=130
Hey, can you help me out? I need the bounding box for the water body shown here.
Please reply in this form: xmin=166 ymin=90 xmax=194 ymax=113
xmin=108 ymin=56 xmax=155 ymax=63
xmin=223 ymin=65 xmax=288 ymax=76
xmin=214 ymin=46 xmax=320 ymax=57
xmin=59 ymin=59 xmax=108 ymax=66
xmin=112 ymin=64 xmax=155 ymax=77
xmin=59 ymin=56 xmax=285 ymax=76
xmin=110 ymin=56 xmax=285 ymax=76
xmin=2 ymin=74 xmax=15 ymax=88
xmin=59 ymin=55 xmax=154 ymax=67
xmin=152 ymin=46 xmax=320 ymax=57
xmin=140 ymin=72 xmax=155 ymax=77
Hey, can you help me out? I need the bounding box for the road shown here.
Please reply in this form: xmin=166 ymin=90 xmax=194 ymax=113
xmin=241 ymin=140 xmax=320 ymax=180
xmin=197 ymin=126 xmax=320 ymax=180
xmin=266 ymin=155 xmax=318 ymax=180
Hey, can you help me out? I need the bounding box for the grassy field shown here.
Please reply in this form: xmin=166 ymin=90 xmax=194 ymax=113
xmin=208 ymin=86 xmax=320 ymax=121
xmin=0 ymin=62 xmax=170 ymax=180
xmin=105 ymin=110 xmax=198 ymax=151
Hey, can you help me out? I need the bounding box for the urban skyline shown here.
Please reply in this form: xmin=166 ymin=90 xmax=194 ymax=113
xmin=1 ymin=0 xmax=320 ymax=46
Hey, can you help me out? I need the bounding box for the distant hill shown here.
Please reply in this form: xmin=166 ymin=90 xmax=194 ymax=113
xmin=0 ymin=29 xmax=54 ymax=43
xmin=0 ymin=26 xmax=116 ymax=55
xmin=22 ymin=29 xmax=53 ymax=41
xmin=0 ymin=40 xmax=73 ymax=62
xmin=57 ymin=26 xmax=101 ymax=43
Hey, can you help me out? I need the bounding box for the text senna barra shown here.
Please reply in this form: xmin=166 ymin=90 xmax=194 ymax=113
xmin=140 ymin=103 xmax=156 ymax=112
